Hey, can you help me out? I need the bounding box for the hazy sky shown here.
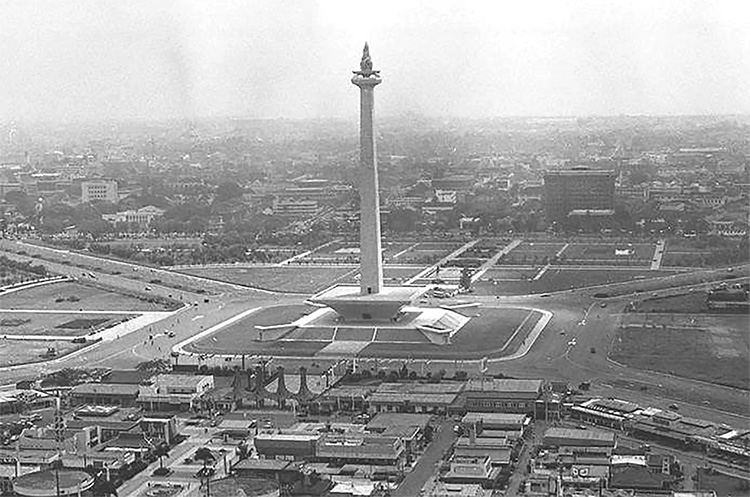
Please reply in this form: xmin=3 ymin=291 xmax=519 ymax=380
xmin=1 ymin=0 xmax=749 ymax=121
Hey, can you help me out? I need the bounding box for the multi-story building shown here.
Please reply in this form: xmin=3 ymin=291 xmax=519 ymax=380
xmin=544 ymin=168 xmax=616 ymax=223
xmin=81 ymin=180 xmax=118 ymax=203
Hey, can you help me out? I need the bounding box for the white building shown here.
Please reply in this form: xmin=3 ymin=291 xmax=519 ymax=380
xmin=81 ymin=180 xmax=118 ymax=203
xmin=102 ymin=205 xmax=165 ymax=227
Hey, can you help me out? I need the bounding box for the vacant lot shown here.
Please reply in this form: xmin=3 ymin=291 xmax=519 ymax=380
xmin=0 ymin=281 xmax=170 ymax=311
xmin=0 ymin=339 xmax=86 ymax=367
xmin=610 ymin=314 xmax=749 ymax=389
xmin=0 ymin=311 xmax=133 ymax=337
xmin=178 ymin=266 xmax=355 ymax=293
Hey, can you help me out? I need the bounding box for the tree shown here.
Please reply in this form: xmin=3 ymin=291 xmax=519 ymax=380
xmin=193 ymin=447 xmax=215 ymax=469
xmin=93 ymin=477 xmax=118 ymax=497
xmin=459 ymin=267 xmax=473 ymax=291
xmin=153 ymin=443 xmax=170 ymax=469
xmin=136 ymin=359 xmax=171 ymax=373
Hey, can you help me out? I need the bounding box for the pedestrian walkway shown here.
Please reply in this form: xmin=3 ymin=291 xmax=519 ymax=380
xmin=471 ymin=238 xmax=522 ymax=283
xmin=651 ymin=239 xmax=666 ymax=270
xmin=277 ymin=238 xmax=342 ymax=266
xmin=405 ymin=240 xmax=479 ymax=285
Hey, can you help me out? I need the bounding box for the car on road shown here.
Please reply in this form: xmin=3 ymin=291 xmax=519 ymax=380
xmin=145 ymin=286 xmax=152 ymax=291
xmin=599 ymin=302 xmax=607 ymax=308
xmin=166 ymin=331 xmax=176 ymax=338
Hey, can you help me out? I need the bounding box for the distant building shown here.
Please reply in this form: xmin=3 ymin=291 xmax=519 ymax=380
xmin=272 ymin=197 xmax=320 ymax=217
xmin=81 ymin=180 xmax=118 ymax=203
xmin=102 ymin=205 xmax=165 ymax=228
xmin=544 ymin=168 xmax=615 ymax=224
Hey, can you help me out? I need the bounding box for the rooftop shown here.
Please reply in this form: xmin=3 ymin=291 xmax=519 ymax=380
xmin=465 ymin=378 xmax=543 ymax=394
xmin=71 ymin=383 xmax=140 ymax=396
xmin=544 ymin=428 xmax=616 ymax=444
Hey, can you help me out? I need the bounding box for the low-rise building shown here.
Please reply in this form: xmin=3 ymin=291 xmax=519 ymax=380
xmin=69 ymin=383 xmax=140 ymax=407
xmin=254 ymin=433 xmax=319 ymax=461
xmin=442 ymin=454 xmax=501 ymax=487
xmin=137 ymin=374 xmax=213 ymax=411
xmin=542 ymin=427 xmax=617 ymax=455
xmin=316 ymin=434 xmax=405 ymax=467
xmin=462 ymin=379 xmax=543 ymax=414
xmin=369 ymin=382 xmax=463 ymax=415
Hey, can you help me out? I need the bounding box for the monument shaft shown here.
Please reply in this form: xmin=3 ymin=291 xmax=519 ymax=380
xmin=352 ymin=45 xmax=383 ymax=295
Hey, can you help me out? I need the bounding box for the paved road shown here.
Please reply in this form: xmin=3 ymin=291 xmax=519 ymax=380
xmin=393 ymin=419 xmax=455 ymax=497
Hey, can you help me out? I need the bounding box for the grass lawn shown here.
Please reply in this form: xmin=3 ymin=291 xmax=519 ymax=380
xmin=0 ymin=282 xmax=172 ymax=311
xmin=0 ymin=339 xmax=86 ymax=367
xmin=563 ymin=242 xmax=655 ymax=261
xmin=661 ymin=251 xmax=713 ymax=267
xmin=473 ymin=269 xmax=676 ymax=296
xmin=610 ymin=317 xmax=749 ymax=389
xmin=185 ymin=304 xmax=320 ymax=354
xmin=178 ymin=266 xmax=355 ymax=293
xmin=207 ymin=478 xmax=276 ymax=497
xmin=632 ymin=292 xmax=711 ymax=313
xmin=479 ymin=268 xmax=536 ymax=281
xmin=695 ymin=468 xmax=750 ymax=495
xmin=359 ymin=307 xmax=534 ymax=359
xmin=0 ymin=312 xmax=133 ymax=337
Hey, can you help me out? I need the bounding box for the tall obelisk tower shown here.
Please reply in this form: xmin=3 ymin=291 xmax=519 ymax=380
xmin=352 ymin=43 xmax=383 ymax=295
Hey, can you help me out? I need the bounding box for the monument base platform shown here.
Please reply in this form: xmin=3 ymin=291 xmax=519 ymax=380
xmin=309 ymin=285 xmax=430 ymax=322
xmin=287 ymin=303 xmax=470 ymax=345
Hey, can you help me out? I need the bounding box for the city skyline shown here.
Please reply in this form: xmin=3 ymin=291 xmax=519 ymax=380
xmin=1 ymin=0 xmax=749 ymax=122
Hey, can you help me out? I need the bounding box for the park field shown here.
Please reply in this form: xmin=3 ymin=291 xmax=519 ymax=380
xmin=0 ymin=339 xmax=87 ymax=368
xmin=473 ymin=268 xmax=676 ymax=296
xmin=177 ymin=266 xmax=355 ymax=293
xmin=0 ymin=281 xmax=174 ymax=312
xmin=610 ymin=314 xmax=749 ymax=389
xmin=184 ymin=304 xmax=540 ymax=360
xmin=0 ymin=311 xmax=133 ymax=337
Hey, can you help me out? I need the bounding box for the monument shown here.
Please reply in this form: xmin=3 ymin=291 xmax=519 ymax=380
xmin=353 ymin=42 xmax=384 ymax=296
xmin=305 ymin=44 xmax=468 ymax=343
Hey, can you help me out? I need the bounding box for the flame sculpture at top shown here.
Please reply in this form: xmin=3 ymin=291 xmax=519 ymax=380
xmin=354 ymin=42 xmax=380 ymax=77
